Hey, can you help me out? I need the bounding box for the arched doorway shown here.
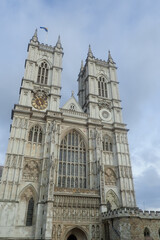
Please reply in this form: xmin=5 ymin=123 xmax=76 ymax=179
xmin=65 ymin=227 xmax=87 ymax=240
xmin=67 ymin=235 xmax=77 ymax=240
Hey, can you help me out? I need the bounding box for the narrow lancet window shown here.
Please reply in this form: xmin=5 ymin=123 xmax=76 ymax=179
xmin=98 ymin=76 xmax=108 ymax=97
xmin=26 ymin=197 xmax=34 ymax=226
xmin=37 ymin=62 xmax=49 ymax=84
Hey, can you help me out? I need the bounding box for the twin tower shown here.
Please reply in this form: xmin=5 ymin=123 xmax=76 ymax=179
xmin=0 ymin=30 xmax=136 ymax=240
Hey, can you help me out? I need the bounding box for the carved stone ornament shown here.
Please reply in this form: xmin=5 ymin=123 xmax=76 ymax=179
xmin=52 ymin=195 xmax=100 ymax=223
xmin=57 ymin=225 xmax=62 ymax=238
xmin=92 ymin=225 xmax=96 ymax=238
xmin=99 ymin=109 xmax=111 ymax=122
xmin=33 ymin=86 xmax=49 ymax=96
xmin=23 ymin=159 xmax=39 ymax=182
xmin=21 ymin=187 xmax=35 ymax=201
xmin=104 ymin=167 xmax=117 ymax=186
xmin=98 ymin=99 xmax=111 ymax=110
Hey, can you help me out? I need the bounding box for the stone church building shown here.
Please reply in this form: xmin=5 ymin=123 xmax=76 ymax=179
xmin=0 ymin=30 xmax=160 ymax=240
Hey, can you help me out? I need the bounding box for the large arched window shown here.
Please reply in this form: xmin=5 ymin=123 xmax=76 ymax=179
xmin=26 ymin=197 xmax=34 ymax=226
xmin=37 ymin=61 xmax=49 ymax=84
xmin=98 ymin=76 xmax=108 ymax=98
xmin=28 ymin=125 xmax=42 ymax=144
xmin=58 ymin=130 xmax=86 ymax=189
xmin=102 ymin=135 xmax=112 ymax=152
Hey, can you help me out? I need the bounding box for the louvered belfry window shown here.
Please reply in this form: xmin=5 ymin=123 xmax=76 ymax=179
xmin=58 ymin=130 xmax=87 ymax=189
xmin=37 ymin=62 xmax=49 ymax=84
xmin=98 ymin=77 xmax=108 ymax=97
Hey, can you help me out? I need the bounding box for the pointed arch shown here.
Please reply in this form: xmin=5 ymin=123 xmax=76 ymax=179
xmin=36 ymin=58 xmax=52 ymax=85
xmin=64 ymin=226 xmax=88 ymax=240
xmin=106 ymin=190 xmax=119 ymax=210
xmin=60 ymin=127 xmax=88 ymax=148
xmin=18 ymin=184 xmax=38 ymax=201
xmin=37 ymin=61 xmax=49 ymax=84
xmin=97 ymin=73 xmax=108 ymax=81
xmin=37 ymin=57 xmax=53 ymax=69
xmin=58 ymin=129 xmax=87 ymax=189
xmin=16 ymin=184 xmax=37 ymax=226
xmin=27 ymin=125 xmax=43 ymax=157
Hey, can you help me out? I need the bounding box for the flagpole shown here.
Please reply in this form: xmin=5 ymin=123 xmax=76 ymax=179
xmin=40 ymin=27 xmax=48 ymax=44
xmin=45 ymin=31 xmax=48 ymax=44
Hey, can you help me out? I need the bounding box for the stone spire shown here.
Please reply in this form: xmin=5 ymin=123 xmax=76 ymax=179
xmin=87 ymin=44 xmax=94 ymax=58
xmin=56 ymin=35 xmax=62 ymax=49
xmin=31 ymin=29 xmax=38 ymax=43
xmin=107 ymin=50 xmax=115 ymax=64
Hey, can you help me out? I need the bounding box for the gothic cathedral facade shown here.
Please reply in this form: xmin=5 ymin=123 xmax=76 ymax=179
xmin=0 ymin=30 xmax=142 ymax=240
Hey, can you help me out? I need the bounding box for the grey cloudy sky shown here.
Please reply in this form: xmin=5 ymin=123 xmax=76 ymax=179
xmin=0 ymin=0 xmax=160 ymax=210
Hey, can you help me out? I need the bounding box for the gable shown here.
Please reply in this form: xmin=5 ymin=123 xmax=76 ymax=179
xmin=62 ymin=96 xmax=83 ymax=112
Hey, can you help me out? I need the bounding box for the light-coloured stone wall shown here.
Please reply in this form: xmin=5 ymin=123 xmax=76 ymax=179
xmin=103 ymin=208 xmax=160 ymax=240
xmin=0 ymin=31 xmax=147 ymax=240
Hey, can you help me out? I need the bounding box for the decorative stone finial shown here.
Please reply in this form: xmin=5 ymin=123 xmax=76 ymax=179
xmin=56 ymin=35 xmax=62 ymax=49
xmin=108 ymin=50 xmax=115 ymax=64
xmin=71 ymin=90 xmax=74 ymax=97
xmin=88 ymin=44 xmax=93 ymax=58
xmin=31 ymin=29 xmax=38 ymax=42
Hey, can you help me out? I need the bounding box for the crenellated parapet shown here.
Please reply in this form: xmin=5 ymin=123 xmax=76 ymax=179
xmin=102 ymin=207 xmax=160 ymax=220
xmin=39 ymin=43 xmax=55 ymax=53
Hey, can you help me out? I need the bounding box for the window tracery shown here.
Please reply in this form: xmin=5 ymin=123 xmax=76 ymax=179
xmin=28 ymin=125 xmax=43 ymax=144
xmin=98 ymin=76 xmax=108 ymax=97
xmin=58 ymin=130 xmax=86 ymax=188
xmin=102 ymin=135 xmax=112 ymax=152
xmin=37 ymin=61 xmax=49 ymax=84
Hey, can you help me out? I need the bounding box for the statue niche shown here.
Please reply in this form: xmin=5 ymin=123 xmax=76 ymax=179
xmin=106 ymin=190 xmax=119 ymax=210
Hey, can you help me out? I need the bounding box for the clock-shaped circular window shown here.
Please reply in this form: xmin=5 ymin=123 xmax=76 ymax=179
xmin=100 ymin=109 xmax=111 ymax=122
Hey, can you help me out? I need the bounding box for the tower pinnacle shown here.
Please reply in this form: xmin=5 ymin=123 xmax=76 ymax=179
xmin=87 ymin=44 xmax=94 ymax=58
xmin=31 ymin=29 xmax=38 ymax=43
xmin=107 ymin=50 xmax=115 ymax=64
xmin=56 ymin=35 xmax=62 ymax=49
